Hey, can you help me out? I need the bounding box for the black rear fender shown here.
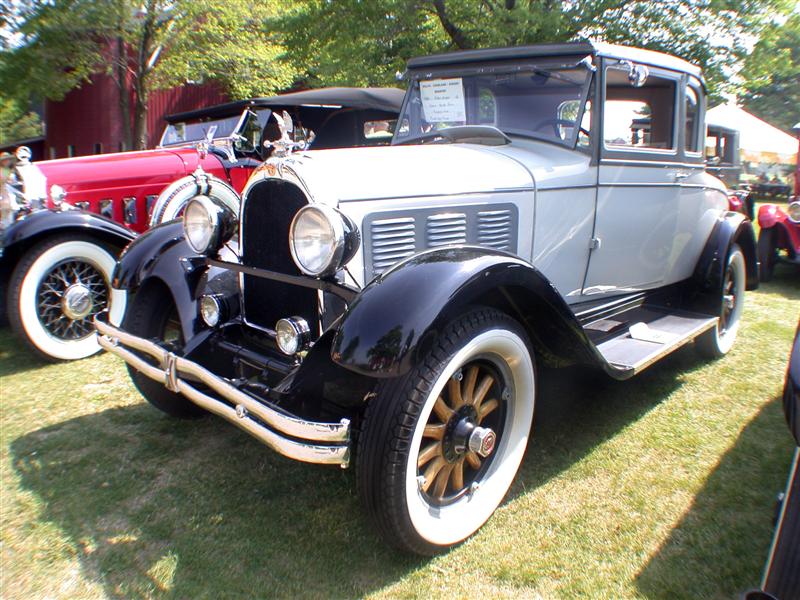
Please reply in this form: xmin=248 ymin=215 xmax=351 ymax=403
xmin=690 ymin=212 xmax=758 ymax=316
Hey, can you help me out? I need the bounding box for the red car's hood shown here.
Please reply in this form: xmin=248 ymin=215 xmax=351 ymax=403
xmin=36 ymin=147 xmax=205 ymax=193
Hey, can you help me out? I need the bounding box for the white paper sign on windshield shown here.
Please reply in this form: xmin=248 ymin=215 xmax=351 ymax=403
xmin=420 ymin=78 xmax=466 ymax=123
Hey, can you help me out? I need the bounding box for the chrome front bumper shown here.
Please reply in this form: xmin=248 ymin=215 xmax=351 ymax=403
xmin=94 ymin=316 xmax=350 ymax=467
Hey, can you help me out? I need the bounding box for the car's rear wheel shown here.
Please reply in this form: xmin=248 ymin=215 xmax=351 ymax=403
xmin=696 ymin=244 xmax=746 ymax=358
xmin=357 ymin=308 xmax=535 ymax=555
xmin=8 ymin=235 xmax=126 ymax=361
xmin=758 ymin=228 xmax=777 ymax=282
xmin=124 ymin=284 xmax=205 ymax=418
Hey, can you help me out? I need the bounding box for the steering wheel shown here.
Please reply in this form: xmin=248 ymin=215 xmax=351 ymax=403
xmin=534 ymin=118 xmax=590 ymax=140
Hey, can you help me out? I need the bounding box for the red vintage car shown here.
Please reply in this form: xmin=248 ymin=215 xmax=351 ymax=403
xmin=757 ymin=200 xmax=800 ymax=281
xmin=1 ymin=87 xmax=404 ymax=360
xmin=42 ymin=87 xmax=405 ymax=232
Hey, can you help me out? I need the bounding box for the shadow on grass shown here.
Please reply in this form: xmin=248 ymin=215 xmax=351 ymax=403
xmin=635 ymin=397 xmax=795 ymax=599
xmin=9 ymin=341 xmax=711 ymax=599
xmin=512 ymin=343 xmax=706 ymax=502
xmin=0 ymin=326 xmax=51 ymax=378
xmin=759 ymin=266 xmax=800 ymax=302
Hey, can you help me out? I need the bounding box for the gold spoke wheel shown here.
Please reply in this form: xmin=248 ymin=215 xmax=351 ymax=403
xmin=417 ymin=363 xmax=502 ymax=502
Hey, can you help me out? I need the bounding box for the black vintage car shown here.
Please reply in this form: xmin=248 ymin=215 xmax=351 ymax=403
xmin=746 ymin=327 xmax=800 ymax=600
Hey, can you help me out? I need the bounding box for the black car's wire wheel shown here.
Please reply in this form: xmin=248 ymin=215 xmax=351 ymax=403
xmin=357 ymin=308 xmax=535 ymax=555
xmin=36 ymin=258 xmax=107 ymax=339
xmin=8 ymin=235 xmax=126 ymax=361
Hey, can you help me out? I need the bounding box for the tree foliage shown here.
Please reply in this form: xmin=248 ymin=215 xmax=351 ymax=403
xmin=1 ymin=0 xmax=296 ymax=149
xmin=0 ymin=98 xmax=43 ymax=145
xmin=282 ymin=0 xmax=793 ymax=102
xmin=739 ymin=13 xmax=800 ymax=132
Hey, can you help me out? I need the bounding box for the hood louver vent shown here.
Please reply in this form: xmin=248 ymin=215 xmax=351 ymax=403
xmin=370 ymin=217 xmax=417 ymax=273
xmin=426 ymin=213 xmax=467 ymax=247
xmin=364 ymin=203 xmax=518 ymax=281
xmin=477 ymin=209 xmax=513 ymax=250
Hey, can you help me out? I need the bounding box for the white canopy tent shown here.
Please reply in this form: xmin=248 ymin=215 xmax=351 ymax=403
xmin=706 ymin=104 xmax=798 ymax=164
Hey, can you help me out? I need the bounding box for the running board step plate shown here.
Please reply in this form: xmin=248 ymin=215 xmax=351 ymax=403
xmin=597 ymin=314 xmax=718 ymax=375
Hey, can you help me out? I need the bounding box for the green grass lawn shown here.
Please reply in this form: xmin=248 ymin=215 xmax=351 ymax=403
xmin=1 ymin=265 xmax=798 ymax=599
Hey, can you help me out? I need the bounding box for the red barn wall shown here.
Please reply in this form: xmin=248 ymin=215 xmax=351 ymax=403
xmin=45 ymin=76 xmax=228 ymax=159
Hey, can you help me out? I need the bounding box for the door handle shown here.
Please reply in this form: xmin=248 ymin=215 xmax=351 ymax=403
xmin=673 ymin=171 xmax=691 ymax=182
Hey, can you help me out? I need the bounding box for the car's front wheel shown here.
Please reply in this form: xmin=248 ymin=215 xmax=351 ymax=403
xmin=123 ymin=283 xmax=205 ymax=418
xmin=8 ymin=235 xmax=126 ymax=361
xmin=357 ymin=308 xmax=536 ymax=555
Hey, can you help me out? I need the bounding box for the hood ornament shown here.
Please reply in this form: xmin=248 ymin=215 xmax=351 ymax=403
xmin=195 ymin=127 xmax=216 ymax=160
xmin=263 ymin=110 xmax=306 ymax=158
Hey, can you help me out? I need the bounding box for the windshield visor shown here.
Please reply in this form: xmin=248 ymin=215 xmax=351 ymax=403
xmin=394 ymin=63 xmax=592 ymax=147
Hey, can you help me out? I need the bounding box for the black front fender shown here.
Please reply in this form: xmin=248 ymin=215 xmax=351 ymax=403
xmin=330 ymin=247 xmax=603 ymax=378
xmin=1 ymin=209 xmax=135 ymax=264
xmin=114 ymin=220 xmax=193 ymax=291
xmin=114 ymin=220 xmax=208 ymax=341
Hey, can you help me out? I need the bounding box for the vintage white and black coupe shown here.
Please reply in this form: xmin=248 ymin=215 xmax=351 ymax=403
xmin=95 ymin=42 xmax=759 ymax=555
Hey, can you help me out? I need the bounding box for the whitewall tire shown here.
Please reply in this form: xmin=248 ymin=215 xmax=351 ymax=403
xmin=696 ymin=244 xmax=746 ymax=358
xmin=357 ymin=308 xmax=535 ymax=555
xmin=8 ymin=236 xmax=126 ymax=361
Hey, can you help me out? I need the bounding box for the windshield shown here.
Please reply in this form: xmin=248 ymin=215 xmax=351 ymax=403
xmin=393 ymin=63 xmax=592 ymax=147
xmin=160 ymin=114 xmax=243 ymax=147
xmin=159 ymin=108 xmax=275 ymax=152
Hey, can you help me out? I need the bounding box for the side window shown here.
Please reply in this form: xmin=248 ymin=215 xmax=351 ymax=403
xmin=477 ymin=88 xmax=497 ymax=125
xmin=706 ymin=131 xmax=725 ymax=162
xmin=363 ymin=120 xmax=397 ymax=142
xmin=559 ymin=98 xmax=591 ymax=149
xmin=684 ymin=82 xmax=701 ymax=154
xmin=604 ymin=68 xmax=676 ymax=151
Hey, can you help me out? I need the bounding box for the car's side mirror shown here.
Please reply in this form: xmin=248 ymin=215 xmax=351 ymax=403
xmin=620 ymin=60 xmax=649 ymax=87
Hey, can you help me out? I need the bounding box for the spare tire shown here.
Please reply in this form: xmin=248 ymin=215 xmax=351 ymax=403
xmin=148 ymin=170 xmax=240 ymax=226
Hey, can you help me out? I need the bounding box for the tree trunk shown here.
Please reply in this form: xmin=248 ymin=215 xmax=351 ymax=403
xmin=431 ymin=0 xmax=474 ymax=49
xmin=133 ymin=90 xmax=148 ymax=150
xmin=114 ymin=35 xmax=133 ymax=151
xmin=132 ymin=5 xmax=156 ymax=151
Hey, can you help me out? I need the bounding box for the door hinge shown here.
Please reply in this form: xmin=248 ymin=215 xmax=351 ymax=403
xmin=589 ymin=237 xmax=602 ymax=250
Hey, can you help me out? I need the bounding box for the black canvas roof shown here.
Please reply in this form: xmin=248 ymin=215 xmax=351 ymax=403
xmin=407 ymin=41 xmax=703 ymax=80
xmin=165 ymin=87 xmax=405 ymax=123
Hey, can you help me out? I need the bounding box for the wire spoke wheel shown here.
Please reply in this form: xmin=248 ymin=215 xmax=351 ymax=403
xmin=9 ymin=236 xmax=125 ymax=361
xmin=35 ymin=258 xmax=109 ymax=341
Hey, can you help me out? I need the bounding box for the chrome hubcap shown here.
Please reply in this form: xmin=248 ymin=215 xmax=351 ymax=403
xmin=36 ymin=259 xmax=108 ymax=340
xmin=416 ymin=362 xmax=505 ymax=505
xmin=62 ymin=284 xmax=93 ymax=320
xmin=468 ymin=426 xmax=496 ymax=458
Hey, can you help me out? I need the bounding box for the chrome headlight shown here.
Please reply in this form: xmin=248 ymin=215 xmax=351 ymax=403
xmin=289 ymin=205 xmax=358 ymax=277
xmin=788 ymin=201 xmax=800 ymax=224
xmin=183 ymin=195 xmax=236 ymax=255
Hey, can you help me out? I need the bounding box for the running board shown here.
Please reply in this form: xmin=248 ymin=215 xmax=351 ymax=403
xmin=596 ymin=313 xmax=718 ymax=377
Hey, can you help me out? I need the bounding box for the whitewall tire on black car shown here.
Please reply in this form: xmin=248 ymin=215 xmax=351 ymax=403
xmin=357 ymin=308 xmax=536 ymax=555
xmin=8 ymin=235 xmax=126 ymax=361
